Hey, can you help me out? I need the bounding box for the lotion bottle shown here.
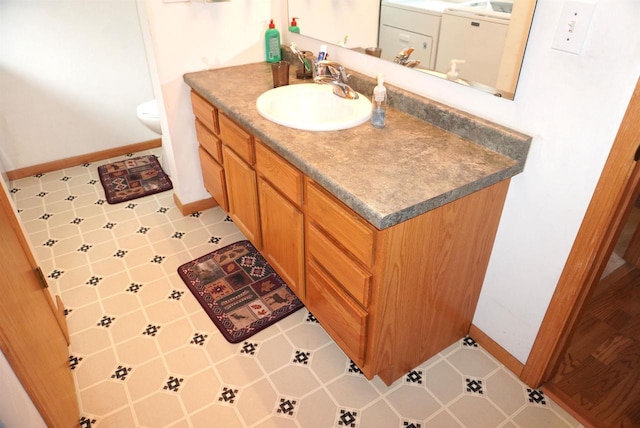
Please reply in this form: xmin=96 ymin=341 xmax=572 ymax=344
xmin=371 ymin=73 xmax=387 ymax=128
xmin=265 ymin=19 xmax=281 ymax=63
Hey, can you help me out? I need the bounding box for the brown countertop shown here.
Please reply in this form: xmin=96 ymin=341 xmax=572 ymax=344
xmin=184 ymin=62 xmax=530 ymax=229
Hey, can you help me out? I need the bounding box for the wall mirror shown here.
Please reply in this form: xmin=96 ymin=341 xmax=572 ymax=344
xmin=287 ymin=0 xmax=538 ymax=100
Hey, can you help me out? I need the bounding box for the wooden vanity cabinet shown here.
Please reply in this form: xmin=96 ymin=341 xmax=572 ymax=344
xmin=192 ymin=91 xmax=228 ymax=212
xmin=255 ymin=141 xmax=305 ymax=297
xmin=190 ymin=90 xmax=512 ymax=385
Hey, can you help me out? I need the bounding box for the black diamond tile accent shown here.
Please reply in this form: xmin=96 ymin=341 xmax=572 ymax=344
xmin=10 ymin=187 xmax=20 ymax=194
xmin=69 ymin=355 xmax=83 ymax=370
xmin=240 ymin=341 xmax=257 ymax=355
xmin=190 ymin=211 xmax=202 ymax=218
xmin=151 ymin=255 xmax=165 ymax=264
xmin=111 ymin=365 xmax=132 ymax=381
xmin=527 ymin=388 xmax=547 ymax=405
xmin=80 ymin=416 xmax=97 ymax=428
xmin=86 ymin=276 xmax=102 ymax=286
xmin=143 ymin=324 xmax=161 ymax=336
xmin=65 ymin=195 xmax=77 ymax=201
xmin=306 ymin=312 xmax=318 ymax=323
xmin=293 ymin=350 xmax=311 ymax=365
xmin=64 ymin=308 xmax=73 ymax=316
xmin=97 ymin=315 xmax=115 ymax=328
xmin=70 ymin=217 xmax=84 ymax=225
xmin=82 ymin=162 xmax=91 ymax=167
xmin=191 ymin=333 xmax=208 ymax=346
xmin=466 ymin=378 xmax=484 ymax=395
xmin=48 ymin=269 xmax=64 ymax=279
xmin=163 ymin=376 xmax=184 ymax=392
xmin=403 ymin=421 xmax=421 ymax=428
xmin=36 ymin=191 xmax=48 ymax=197
xmin=127 ymin=283 xmax=143 ymax=293
xmin=114 ymin=249 xmax=128 ymax=258
xmin=125 ymin=203 xmax=137 ymax=210
xmin=168 ymin=290 xmax=184 ymax=300
xmin=61 ymin=176 xmax=71 ymax=181
xmin=78 ymin=244 xmax=92 ymax=252
xmin=95 ymin=199 xmax=106 ymax=205
xmin=34 ymin=173 xmax=44 ymax=178
xmin=277 ymin=398 xmax=297 ymax=416
xmin=40 ymin=213 xmax=53 ymax=220
xmin=43 ymin=239 xmax=58 ymax=247
xmin=224 ymin=215 xmax=233 ymax=222
xmin=137 ymin=226 xmax=150 ymax=234
xmin=406 ymin=370 xmax=423 ymax=384
xmin=171 ymin=231 xmax=185 ymax=239
xmin=348 ymin=361 xmax=363 ymax=375
xmin=158 ymin=207 xmax=169 ymax=214
xmin=209 ymin=236 xmax=222 ymax=244
xmin=88 ymin=179 xmax=98 ymax=185
xmin=219 ymin=386 xmax=239 ymax=404
xmin=463 ymin=336 xmax=478 ymax=347
xmin=338 ymin=409 xmax=358 ymax=427
xmin=125 ymin=153 xmax=134 ymax=157
xmin=103 ymin=222 xmax=116 ymax=229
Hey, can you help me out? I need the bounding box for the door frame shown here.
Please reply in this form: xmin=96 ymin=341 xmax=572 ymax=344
xmin=521 ymin=77 xmax=640 ymax=387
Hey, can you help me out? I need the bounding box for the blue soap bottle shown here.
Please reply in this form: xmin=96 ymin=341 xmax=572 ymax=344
xmin=371 ymin=73 xmax=387 ymax=128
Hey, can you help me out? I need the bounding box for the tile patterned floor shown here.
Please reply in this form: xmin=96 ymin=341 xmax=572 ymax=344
xmin=10 ymin=149 xmax=583 ymax=428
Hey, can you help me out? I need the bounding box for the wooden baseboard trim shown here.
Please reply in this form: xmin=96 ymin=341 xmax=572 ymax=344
xmin=469 ymin=324 xmax=524 ymax=378
xmin=173 ymin=193 xmax=218 ymax=216
xmin=6 ymin=139 xmax=162 ymax=180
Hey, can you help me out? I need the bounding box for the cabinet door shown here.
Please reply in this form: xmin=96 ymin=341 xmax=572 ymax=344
xmin=223 ymin=145 xmax=262 ymax=248
xmin=198 ymin=147 xmax=228 ymax=212
xmin=0 ymin=182 xmax=79 ymax=427
xmin=258 ymin=177 xmax=305 ymax=298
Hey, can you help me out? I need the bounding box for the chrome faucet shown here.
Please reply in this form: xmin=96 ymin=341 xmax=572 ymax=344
xmin=313 ymin=60 xmax=359 ymax=100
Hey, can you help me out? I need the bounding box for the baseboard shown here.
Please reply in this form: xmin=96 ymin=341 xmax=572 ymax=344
xmin=6 ymin=139 xmax=162 ymax=180
xmin=469 ymin=324 xmax=524 ymax=377
xmin=173 ymin=193 xmax=218 ymax=216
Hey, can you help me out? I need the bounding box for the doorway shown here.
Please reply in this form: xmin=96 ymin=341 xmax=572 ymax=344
xmin=520 ymin=77 xmax=640 ymax=426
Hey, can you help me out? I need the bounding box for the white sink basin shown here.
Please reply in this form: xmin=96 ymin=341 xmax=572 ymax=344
xmin=256 ymin=84 xmax=372 ymax=131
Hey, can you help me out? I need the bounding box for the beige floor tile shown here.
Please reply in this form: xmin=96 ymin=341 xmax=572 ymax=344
xmin=9 ymin=152 xmax=584 ymax=428
xmin=236 ymin=378 xmax=278 ymax=426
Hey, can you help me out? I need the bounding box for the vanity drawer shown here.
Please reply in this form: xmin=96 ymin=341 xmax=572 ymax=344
xmin=195 ymin=119 xmax=222 ymax=163
xmin=219 ymin=112 xmax=254 ymax=165
xmin=198 ymin=146 xmax=228 ymax=212
xmin=307 ymin=223 xmax=371 ymax=307
xmin=255 ymin=140 xmax=303 ymax=207
xmin=306 ymin=180 xmax=375 ymax=268
xmin=306 ymin=259 xmax=367 ymax=367
xmin=191 ymin=91 xmax=219 ymax=134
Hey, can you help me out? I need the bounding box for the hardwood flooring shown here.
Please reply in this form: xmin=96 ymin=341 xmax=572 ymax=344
xmin=545 ymin=263 xmax=640 ymax=427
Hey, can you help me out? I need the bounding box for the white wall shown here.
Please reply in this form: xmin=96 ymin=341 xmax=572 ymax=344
xmin=0 ymin=0 xmax=156 ymax=171
xmin=140 ymin=0 xmax=282 ymax=205
xmin=286 ymin=0 xmax=639 ymax=363
xmin=0 ymin=350 xmax=46 ymax=428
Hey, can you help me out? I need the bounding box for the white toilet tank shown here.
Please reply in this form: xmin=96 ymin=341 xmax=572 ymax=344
xmin=137 ymin=100 xmax=162 ymax=135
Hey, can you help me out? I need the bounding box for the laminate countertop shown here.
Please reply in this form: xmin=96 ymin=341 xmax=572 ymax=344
xmin=184 ymin=62 xmax=531 ymax=229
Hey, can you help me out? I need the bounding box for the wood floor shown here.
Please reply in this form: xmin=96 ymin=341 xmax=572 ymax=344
xmin=544 ymin=263 xmax=640 ymax=428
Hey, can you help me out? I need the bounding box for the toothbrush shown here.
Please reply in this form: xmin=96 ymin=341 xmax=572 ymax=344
xmin=290 ymin=42 xmax=311 ymax=73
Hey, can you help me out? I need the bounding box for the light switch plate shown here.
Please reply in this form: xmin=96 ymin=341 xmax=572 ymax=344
xmin=552 ymin=0 xmax=596 ymax=54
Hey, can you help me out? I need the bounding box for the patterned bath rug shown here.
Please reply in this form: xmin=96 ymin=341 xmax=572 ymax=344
xmin=97 ymin=155 xmax=172 ymax=204
xmin=177 ymin=240 xmax=304 ymax=343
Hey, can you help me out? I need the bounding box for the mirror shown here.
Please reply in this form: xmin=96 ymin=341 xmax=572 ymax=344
xmin=287 ymin=0 xmax=537 ymax=100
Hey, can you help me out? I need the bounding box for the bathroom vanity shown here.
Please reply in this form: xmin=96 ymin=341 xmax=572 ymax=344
xmin=184 ymin=63 xmax=530 ymax=385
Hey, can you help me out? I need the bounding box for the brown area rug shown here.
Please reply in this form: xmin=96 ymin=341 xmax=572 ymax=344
xmin=97 ymin=155 xmax=172 ymax=204
xmin=177 ymin=240 xmax=304 ymax=343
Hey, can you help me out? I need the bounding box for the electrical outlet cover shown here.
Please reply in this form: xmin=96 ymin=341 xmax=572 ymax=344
xmin=552 ymin=0 xmax=596 ymax=54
